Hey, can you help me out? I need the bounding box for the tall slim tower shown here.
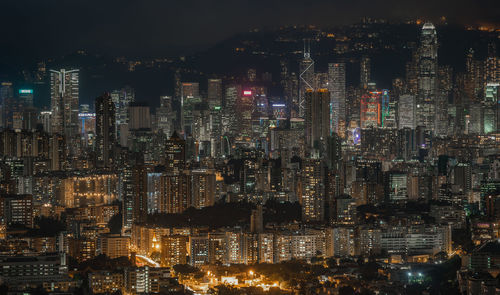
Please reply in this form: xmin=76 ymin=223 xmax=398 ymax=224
xmin=301 ymin=158 xmax=325 ymax=222
xmin=111 ymin=86 xmax=135 ymax=146
xmin=95 ymin=93 xmax=116 ymax=168
xmin=328 ymin=63 xmax=346 ymax=134
xmin=298 ymin=40 xmax=315 ymax=118
xmin=416 ymin=22 xmax=438 ymax=131
xmin=305 ymin=89 xmax=330 ymax=156
xmin=50 ymin=69 xmax=79 ymax=140
xmin=207 ymin=79 xmax=222 ymax=108
xmin=360 ymin=56 xmax=371 ymax=89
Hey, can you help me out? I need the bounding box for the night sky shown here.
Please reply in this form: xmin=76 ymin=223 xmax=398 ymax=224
xmin=1 ymin=0 xmax=499 ymax=61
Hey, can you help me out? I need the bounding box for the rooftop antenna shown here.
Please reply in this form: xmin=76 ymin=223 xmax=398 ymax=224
xmin=304 ymin=39 xmax=310 ymax=59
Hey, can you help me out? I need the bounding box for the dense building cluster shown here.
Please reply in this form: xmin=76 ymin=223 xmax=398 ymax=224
xmin=0 ymin=20 xmax=498 ymax=294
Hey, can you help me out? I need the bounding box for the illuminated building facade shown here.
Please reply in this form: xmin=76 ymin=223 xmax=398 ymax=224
xmin=50 ymin=69 xmax=79 ymax=145
xmin=360 ymin=91 xmax=381 ymax=128
xmin=161 ymin=235 xmax=188 ymax=267
xmin=301 ymin=158 xmax=325 ymax=222
xmin=298 ymin=41 xmax=315 ymax=118
xmin=416 ymin=22 xmax=438 ymax=131
xmin=97 ymin=234 xmax=130 ymax=259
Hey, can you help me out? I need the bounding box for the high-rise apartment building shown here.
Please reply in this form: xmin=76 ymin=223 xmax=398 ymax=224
xmin=301 ymin=158 xmax=325 ymax=222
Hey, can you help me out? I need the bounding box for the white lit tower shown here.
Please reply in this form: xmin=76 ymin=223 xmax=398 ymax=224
xmin=111 ymin=86 xmax=135 ymax=145
xmin=328 ymin=63 xmax=346 ymax=134
xmin=416 ymin=22 xmax=438 ymax=132
xmin=298 ymin=40 xmax=315 ymax=118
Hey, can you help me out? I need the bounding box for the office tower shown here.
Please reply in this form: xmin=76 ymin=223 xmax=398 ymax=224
xmin=328 ymin=63 xmax=346 ymax=134
xmin=18 ymin=89 xmax=34 ymax=107
xmin=301 ymin=158 xmax=325 ymax=222
xmin=0 ymin=82 xmax=13 ymax=106
xmin=360 ymin=56 xmax=371 ymax=89
xmin=416 ymin=23 xmax=438 ymax=131
xmin=485 ymin=42 xmax=499 ymax=84
xmin=50 ymin=69 xmax=80 ymax=140
xmin=207 ymin=79 xmax=222 ymax=108
xmin=223 ymin=85 xmax=241 ymax=138
xmin=398 ymin=94 xmax=416 ymax=129
xmin=0 ymin=82 xmax=14 ymax=128
xmin=466 ymin=104 xmax=482 ymax=134
xmin=181 ymin=82 xmax=200 ymax=100
xmin=79 ymin=104 xmax=96 ymax=137
xmin=128 ymin=103 xmax=151 ymax=131
xmin=209 ymin=106 xmax=222 ymax=158
xmin=181 ymin=82 xmax=202 ymax=136
xmin=483 ymin=83 xmax=499 ymax=134
xmin=236 ymin=87 xmax=265 ymax=138
xmin=95 ymin=93 xmax=116 ymax=168
xmin=111 ymin=86 xmax=135 ymax=145
xmin=156 ymin=96 xmax=173 ymax=135
xmin=298 ymin=40 xmax=315 ymax=118
xmin=380 ymin=90 xmax=390 ymax=126
xmin=305 ymin=89 xmax=330 ymax=156
xmin=360 ymin=91 xmax=381 ymax=129
xmin=40 ymin=111 xmax=52 ymax=133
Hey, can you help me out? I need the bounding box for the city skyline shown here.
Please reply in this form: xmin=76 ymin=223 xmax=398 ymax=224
xmin=0 ymin=4 xmax=498 ymax=295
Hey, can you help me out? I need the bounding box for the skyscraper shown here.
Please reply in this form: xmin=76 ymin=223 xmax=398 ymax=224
xmin=207 ymin=79 xmax=222 ymax=108
xmin=398 ymin=94 xmax=416 ymax=129
xmin=360 ymin=56 xmax=371 ymax=89
xmin=111 ymin=86 xmax=135 ymax=145
xmin=328 ymin=63 xmax=346 ymax=134
xmin=305 ymin=89 xmax=330 ymax=156
xmin=50 ymin=69 xmax=80 ymax=142
xmin=360 ymin=91 xmax=381 ymax=129
xmin=128 ymin=103 xmax=151 ymax=130
xmin=416 ymin=22 xmax=438 ymax=131
xmin=156 ymin=96 xmax=173 ymax=136
xmin=95 ymin=93 xmax=116 ymax=168
xmin=18 ymin=89 xmax=34 ymax=107
xmin=181 ymin=82 xmax=201 ymax=136
xmin=298 ymin=40 xmax=315 ymax=118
